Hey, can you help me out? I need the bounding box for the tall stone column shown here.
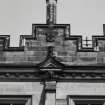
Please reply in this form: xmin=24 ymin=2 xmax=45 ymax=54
xmin=46 ymin=0 xmax=57 ymax=25
xmin=45 ymin=81 xmax=56 ymax=105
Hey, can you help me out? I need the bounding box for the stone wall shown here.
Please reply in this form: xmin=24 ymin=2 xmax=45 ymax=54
xmin=0 ymin=24 xmax=105 ymax=66
xmin=56 ymin=82 xmax=105 ymax=99
xmin=0 ymin=82 xmax=43 ymax=105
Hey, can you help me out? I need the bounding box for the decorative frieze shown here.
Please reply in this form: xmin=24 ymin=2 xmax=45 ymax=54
xmin=0 ymin=68 xmax=104 ymax=81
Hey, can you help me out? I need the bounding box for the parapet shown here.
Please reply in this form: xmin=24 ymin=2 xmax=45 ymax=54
xmin=0 ymin=24 xmax=105 ymax=66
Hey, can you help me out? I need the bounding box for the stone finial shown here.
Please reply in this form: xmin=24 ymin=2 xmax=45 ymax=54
xmin=46 ymin=0 xmax=57 ymax=3
xmin=46 ymin=0 xmax=57 ymax=25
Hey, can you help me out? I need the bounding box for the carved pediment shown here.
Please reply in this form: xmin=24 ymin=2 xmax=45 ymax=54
xmin=38 ymin=56 xmax=64 ymax=70
xmin=43 ymin=62 xmax=57 ymax=68
xmin=37 ymin=47 xmax=64 ymax=70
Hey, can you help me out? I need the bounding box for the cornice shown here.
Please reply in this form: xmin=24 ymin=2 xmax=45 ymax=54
xmin=0 ymin=67 xmax=104 ymax=82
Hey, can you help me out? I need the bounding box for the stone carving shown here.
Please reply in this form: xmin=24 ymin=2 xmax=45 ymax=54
xmin=0 ymin=69 xmax=105 ymax=81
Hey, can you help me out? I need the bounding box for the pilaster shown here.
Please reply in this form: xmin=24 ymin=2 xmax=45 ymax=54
xmin=45 ymin=81 xmax=56 ymax=105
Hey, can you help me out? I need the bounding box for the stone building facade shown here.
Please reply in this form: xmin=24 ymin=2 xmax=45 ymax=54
xmin=0 ymin=0 xmax=105 ymax=105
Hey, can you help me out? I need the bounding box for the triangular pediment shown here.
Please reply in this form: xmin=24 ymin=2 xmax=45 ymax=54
xmin=37 ymin=56 xmax=64 ymax=69
xmin=39 ymin=58 xmax=62 ymax=68
xmin=43 ymin=62 xmax=57 ymax=68
xmin=36 ymin=46 xmax=65 ymax=70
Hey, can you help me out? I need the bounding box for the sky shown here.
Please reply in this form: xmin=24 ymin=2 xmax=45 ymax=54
xmin=0 ymin=0 xmax=105 ymax=46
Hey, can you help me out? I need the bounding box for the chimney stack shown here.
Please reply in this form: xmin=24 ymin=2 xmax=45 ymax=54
xmin=46 ymin=0 xmax=57 ymax=25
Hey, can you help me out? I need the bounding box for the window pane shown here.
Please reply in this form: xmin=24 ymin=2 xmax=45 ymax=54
xmin=0 ymin=104 xmax=25 ymax=105
xmin=0 ymin=104 xmax=10 ymax=105
xmin=14 ymin=104 xmax=25 ymax=105
xmin=76 ymin=103 xmax=103 ymax=105
xmin=76 ymin=104 xmax=88 ymax=105
xmin=91 ymin=104 xmax=102 ymax=105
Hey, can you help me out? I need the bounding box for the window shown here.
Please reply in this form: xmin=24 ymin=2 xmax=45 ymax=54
xmin=68 ymin=96 xmax=105 ymax=105
xmin=0 ymin=96 xmax=31 ymax=105
xmin=75 ymin=100 xmax=103 ymax=105
xmin=82 ymin=37 xmax=92 ymax=48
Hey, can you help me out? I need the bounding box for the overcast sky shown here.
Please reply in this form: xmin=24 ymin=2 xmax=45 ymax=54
xmin=0 ymin=0 xmax=105 ymax=46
